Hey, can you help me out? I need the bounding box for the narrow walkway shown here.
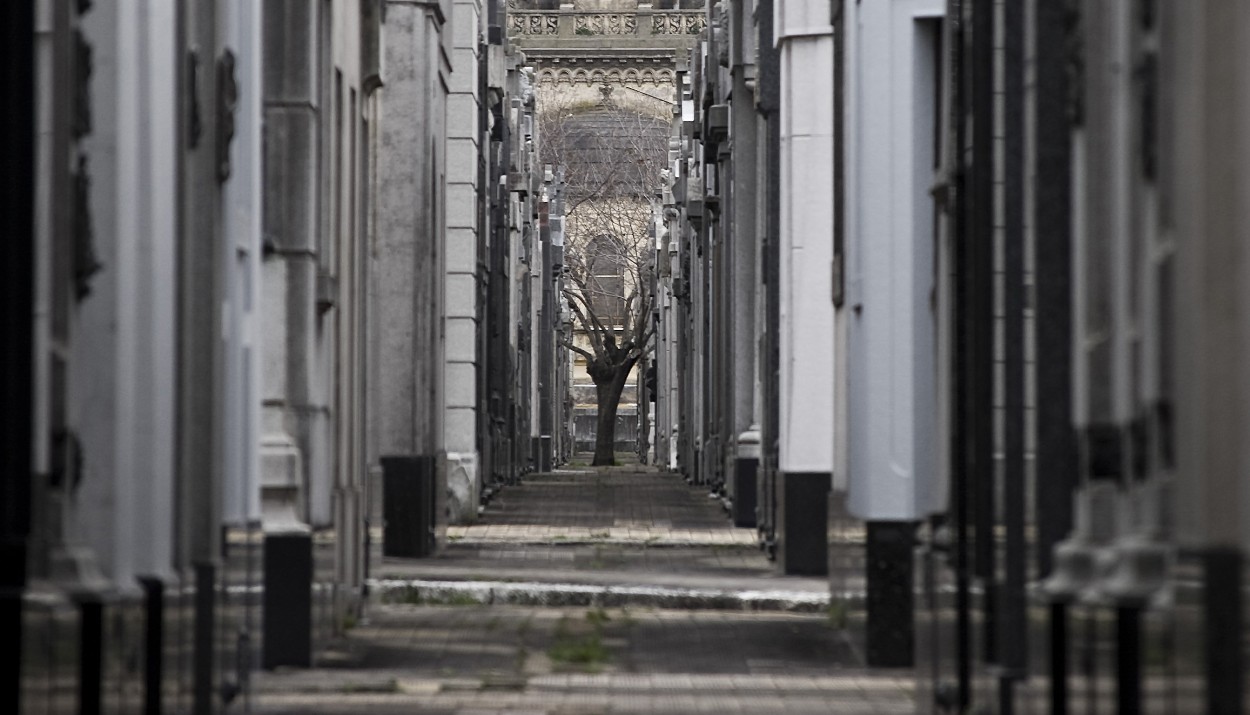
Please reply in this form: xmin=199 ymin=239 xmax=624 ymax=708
xmin=256 ymin=605 xmax=914 ymax=714
xmin=257 ymin=466 xmax=912 ymax=714
xmin=450 ymin=466 xmax=748 ymax=535
xmin=373 ymin=466 xmax=827 ymax=607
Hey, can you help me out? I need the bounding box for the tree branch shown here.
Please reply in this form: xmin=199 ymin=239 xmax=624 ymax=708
xmin=541 ymin=98 xmax=667 ymax=380
xmin=562 ymin=338 xmax=597 ymax=363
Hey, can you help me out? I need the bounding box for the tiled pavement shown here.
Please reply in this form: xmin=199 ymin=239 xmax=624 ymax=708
xmin=255 ymin=465 xmax=907 ymax=714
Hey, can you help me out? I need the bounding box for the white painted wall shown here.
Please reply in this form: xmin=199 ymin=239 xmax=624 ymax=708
xmin=776 ymin=0 xmax=834 ymax=474
xmin=843 ymin=0 xmax=941 ymax=520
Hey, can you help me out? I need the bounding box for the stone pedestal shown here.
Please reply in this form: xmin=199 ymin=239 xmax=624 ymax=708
xmin=865 ymin=520 xmax=915 ymax=667
xmin=777 ymin=472 xmax=830 ymax=575
xmin=262 ymin=533 xmax=312 ymax=669
xmin=260 ymin=428 xmax=313 ymax=670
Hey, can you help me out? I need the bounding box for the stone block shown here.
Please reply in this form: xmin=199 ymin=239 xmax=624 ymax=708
xmin=446 ymin=95 xmax=480 ymax=134
xmin=444 ymin=316 xmax=478 ymax=363
xmin=452 ymin=1 xmax=482 ymax=50
xmin=448 ymin=50 xmax=481 ymax=92
xmin=446 ymin=136 xmax=481 ymax=184
xmin=445 ymin=227 xmax=479 ymax=273
xmin=444 ymin=361 xmax=477 ymax=408
xmin=443 ymin=408 xmax=477 ymax=453
xmin=444 ymin=272 xmax=477 ymax=318
xmin=446 ymin=183 xmax=480 ymax=231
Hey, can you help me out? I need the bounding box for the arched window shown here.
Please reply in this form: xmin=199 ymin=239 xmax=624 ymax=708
xmin=586 ymin=234 xmax=625 ymax=321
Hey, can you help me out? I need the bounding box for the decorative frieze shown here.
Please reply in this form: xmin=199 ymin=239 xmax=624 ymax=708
xmin=509 ymin=12 xmax=560 ymax=34
xmin=506 ymin=10 xmax=704 ymax=37
xmin=651 ymin=12 xmax=704 ymax=35
xmin=574 ymin=13 xmax=638 ymax=35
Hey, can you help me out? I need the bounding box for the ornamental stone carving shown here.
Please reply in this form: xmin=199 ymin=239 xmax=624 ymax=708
xmin=507 ymin=9 xmax=704 ymax=37
xmin=573 ymin=13 xmax=638 ymax=34
xmin=509 ymin=13 xmax=560 ymax=34
xmin=651 ymin=12 xmax=704 ymax=34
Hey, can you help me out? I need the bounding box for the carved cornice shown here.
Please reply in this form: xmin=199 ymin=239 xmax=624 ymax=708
xmin=507 ymin=10 xmax=705 ymax=36
xmin=509 ymin=9 xmax=694 ymax=86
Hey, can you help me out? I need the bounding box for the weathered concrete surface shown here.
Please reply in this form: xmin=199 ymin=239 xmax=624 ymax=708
xmin=255 ymin=604 xmax=914 ymax=714
xmin=255 ymin=467 xmax=902 ymax=713
xmin=373 ymin=578 xmax=830 ymax=612
xmin=370 ymin=467 xmax=859 ymax=607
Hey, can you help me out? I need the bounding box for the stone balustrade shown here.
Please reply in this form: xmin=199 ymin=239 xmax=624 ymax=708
xmin=506 ymin=9 xmax=706 ymax=38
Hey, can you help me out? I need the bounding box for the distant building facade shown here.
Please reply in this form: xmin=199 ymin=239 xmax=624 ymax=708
xmin=509 ymin=0 xmax=699 ymax=457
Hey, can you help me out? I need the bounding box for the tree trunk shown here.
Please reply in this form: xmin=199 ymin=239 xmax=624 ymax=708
xmin=592 ymin=368 xmax=630 ymax=466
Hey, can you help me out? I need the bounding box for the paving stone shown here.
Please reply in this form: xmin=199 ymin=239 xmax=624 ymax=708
xmin=259 ymin=466 xmax=907 ymax=714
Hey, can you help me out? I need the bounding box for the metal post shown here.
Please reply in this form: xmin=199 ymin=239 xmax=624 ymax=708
xmin=1001 ymin=0 xmax=1027 ymax=701
xmin=969 ymin=0 xmax=997 ymax=666
xmin=946 ymin=0 xmax=971 ymax=706
xmin=1033 ymin=1 xmax=1075 ymax=711
xmin=0 ymin=3 xmax=35 ymax=711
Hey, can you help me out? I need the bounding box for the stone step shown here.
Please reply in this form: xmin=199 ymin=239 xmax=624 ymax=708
xmin=370 ymin=577 xmax=835 ymax=613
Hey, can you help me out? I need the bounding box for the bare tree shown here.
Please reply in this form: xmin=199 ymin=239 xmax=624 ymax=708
xmin=539 ymin=89 xmax=669 ymax=465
